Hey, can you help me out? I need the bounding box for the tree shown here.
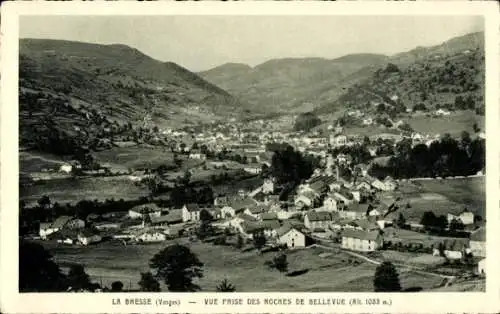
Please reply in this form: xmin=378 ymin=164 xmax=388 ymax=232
xmin=235 ymin=234 xmax=244 ymax=249
xmin=138 ymin=271 xmax=161 ymax=292
xmin=67 ymin=264 xmax=92 ymax=291
xmin=216 ymin=278 xmax=236 ymax=292
xmin=111 ymin=281 xmax=124 ymax=292
xmin=395 ymin=213 xmax=406 ymax=228
xmin=449 ymin=218 xmax=465 ymax=231
xmin=270 ymin=253 xmax=288 ymax=273
xmin=293 ymin=112 xmax=322 ymax=132
xmin=473 ymin=123 xmax=480 ymax=133
xmin=19 ymin=241 xmax=68 ymax=292
xmin=252 ymin=230 xmax=267 ymax=253
xmin=373 ymin=261 xmax=402 ymax=292
xmin=149 ymin=244 xmax=203 ymax=292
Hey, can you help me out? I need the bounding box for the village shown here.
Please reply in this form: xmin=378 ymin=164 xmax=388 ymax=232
xmin=30 ymin=113 xmax=487 ymax=288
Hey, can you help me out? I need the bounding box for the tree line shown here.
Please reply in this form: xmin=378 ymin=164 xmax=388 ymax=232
xmin=369 ymin=132 xmax=485 ymax=179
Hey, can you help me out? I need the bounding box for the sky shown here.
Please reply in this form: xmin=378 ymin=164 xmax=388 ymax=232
xmin=20 ymin=15 xmax=484 ymax=72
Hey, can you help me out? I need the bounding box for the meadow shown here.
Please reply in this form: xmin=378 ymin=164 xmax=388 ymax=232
xmin=394 ymin=176 xmax=485 ymax=221
xmin=406 ymin=111 xmax=484 ymax=137
xmin=44 ymin=239 xmax=442 ymax=292
xmin=93 ymin=145 xmax=176 ymax=171
xmin=20 ymin=176 xmax=150 ymax=206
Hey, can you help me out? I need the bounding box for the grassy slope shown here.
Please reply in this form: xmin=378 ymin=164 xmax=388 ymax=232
xmin=19 ymin=38 xmax=244 ymax=142
xmin=45 ymin=240 xmax=442 ymax=292
xmin=395 ymin=176 xmax=485 ymax=221
xmin=200 ymin=55 xmax=388 ymax=113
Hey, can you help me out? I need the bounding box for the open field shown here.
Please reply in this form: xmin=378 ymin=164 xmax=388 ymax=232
xmin=406 ymin=111 xmax=484 ymax=137
xmin=42 ymin=240 xmax=442 ymax=292
xmin=93 ymin=146 xmax=176 ymax=171
xmin=394 ymin=176 xmax=485 ymax=221
xmin=20 ymin=150 xmax=67 ymax=173
xmin=20 ymin=176 xmax=150 ymax=206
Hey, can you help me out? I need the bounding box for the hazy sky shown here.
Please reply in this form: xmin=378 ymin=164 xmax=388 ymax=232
xmin=20 ymin=15 xmax=483 ymax=72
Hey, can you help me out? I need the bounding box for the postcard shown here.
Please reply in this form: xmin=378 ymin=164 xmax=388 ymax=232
xmin=1 ymin=1 xmax=499 ymax=313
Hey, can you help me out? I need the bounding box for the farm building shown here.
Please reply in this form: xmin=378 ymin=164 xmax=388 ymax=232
xmin=304 ymin=211 xmax=333 ymax=230
xmin=469 ymin=227 xmax=486 ymax=257
xmin=277 ymin=226 xmax=307 ymax=249
xmin=341 ymin=229 xmax=383 ymax=252
xmin=77 ymin=230 xmax=102 ymax=246
xmin=39 ymin=216 xmax=85 ymax=239
xmin=181 ymin=204 xmax=202 ymax=222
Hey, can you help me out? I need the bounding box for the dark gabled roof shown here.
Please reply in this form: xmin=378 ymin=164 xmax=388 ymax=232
xmin=247 ymin=206 xmax=267 ymax=215
xmin=262 ymin=212 xmax=278 ymax=220
xmin=231 ymin=197 xmax=258 ymax=211
xmin=342 ymin=229 xmax=380 ymax=241
xmin=306 ymin=211 xmax=333 ymax=222
xmin=130 ymin=203 xmax=161 ymax=214
xmin=346 ymin=203 xmax=372 ymax=213
xmin=52 ymin=216 xmax=74 ymax=229
xmin=78 ymin=228 xmax=100 ymax=238
xmin=442 ymin=239 xmax=468 ymax=251
xmin=470 ymin=227 xmax=486 ymax=242
xmin=184 ymin=203 xmax=200 ymax=212
xmin=237 ymin=213 xmax=258 ymax=222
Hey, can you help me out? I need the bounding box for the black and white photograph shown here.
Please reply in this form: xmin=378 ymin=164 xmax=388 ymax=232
xmin=1 ymin=1 xmax=499 ymax=313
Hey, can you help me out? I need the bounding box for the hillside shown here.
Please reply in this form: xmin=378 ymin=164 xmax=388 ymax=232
xmin=19 ymin=39 xmax=245 ymax=154
xmin=199 ymin=54 xmax=389 ymax=113
xmin=315 ymin=32 xmax=485 ymax=116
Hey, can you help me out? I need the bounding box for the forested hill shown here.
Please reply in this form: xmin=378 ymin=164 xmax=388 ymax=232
xmin=19 ymin=39 xmax=246 ymax=155
xmin=315 ymin=32 xmax=485 ymax=116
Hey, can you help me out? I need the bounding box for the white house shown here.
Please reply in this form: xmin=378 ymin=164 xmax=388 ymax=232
xmin=362 ymin=117 xmax=373 ymax=126
xmin=277 ymin=227 xmax=306 ymax=249
xmin=470 ymin=227 xmax=486 ymax=257
xmin=59 ymin=164 xmax=73 ymax=174
xmin=134 ymin=230 xmax=167 ymax=243
xmin=188 ymin=153 xmax=207 ymax=160
xmin=262 ymin=178 xmax=275 ymax=194
xmin=323 ymin=196 xmax=338 ymax=212
xmin=435 ymin=109 xmax=451 ymax=116
xmin=447 ymin=209 xmax=474 ymax=225
xmin=243 ymin=166 xmax=262 ymax=175
xmin=181 ymin=204 xmax=202 ymax=222
xmin=341 ymin=229 xmax=383 ymax=252
xmin=477 ymin=258 xmax=486 ymax=276
xmin=304 ymin=211 xmax=333 ymax=230
xmin=77 ymin=231 xmax=102 ymax=246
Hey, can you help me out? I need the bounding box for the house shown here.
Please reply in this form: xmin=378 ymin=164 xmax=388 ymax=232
xmin=477 ymin=258 xmax=486 ymax=276
xmin=383 ymin=176 xmax=398 ymax=191
xmin=333 ymin=189 xmax=355 ymax=205
xmin=244 ymin=165 xmax=262 ymax=175
xmin=322 ymin=196 xmax=338 ymax=212
xmin=214 ymin=195 xmax=230 ymax=208
xmin=39 ymin=216 xmax=85 ymax=239
xmin=244 ymin=206 xmax=267 ymax=220
xmin=441 ymin=240 xmax=468 ymax=260
xmin=188 ymin=152 xmax=206 ymax=160
xmin=277 ymin=227 xmax=307 ymax=249
xmin=181 ymin=204 xmax=202 ymax=222
xmin=341 ymin=229 xmax=383 ymax=252
xmin=341 ymin=203 xmax=373 ymax=219
xmin=362 ymin=117 xmax=373 ymax=126
xmin=134 ymin=230 xmax=167 ymax=242
xmin=330 ymin=135 xmax=348 ymax=147
xmin=221 ymin=197 xmax=259 ymax=218
xmin=469 ymin=227 xmax=486 ymax=257
xmin=435 ymin=109 xmax=451 ymax=116
xmin=128 ymin=203 xmax=161 ymax=219
xmin=294 ymin=191 xmax=319 ymax=209
xmin=304 ymin=211 xmax=333 ymax=230
xmin=355 ymin=180 xmax=372 ymax=191
xmin=59 ymin=163 xmax=73 ymax=174
xmin=262 ymin=178 xmax=275 ymax=194
xmin=77 ymin=230 xmax=102 ymax=246
xmin=447 ymin=208 xmax=474 ymax=225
